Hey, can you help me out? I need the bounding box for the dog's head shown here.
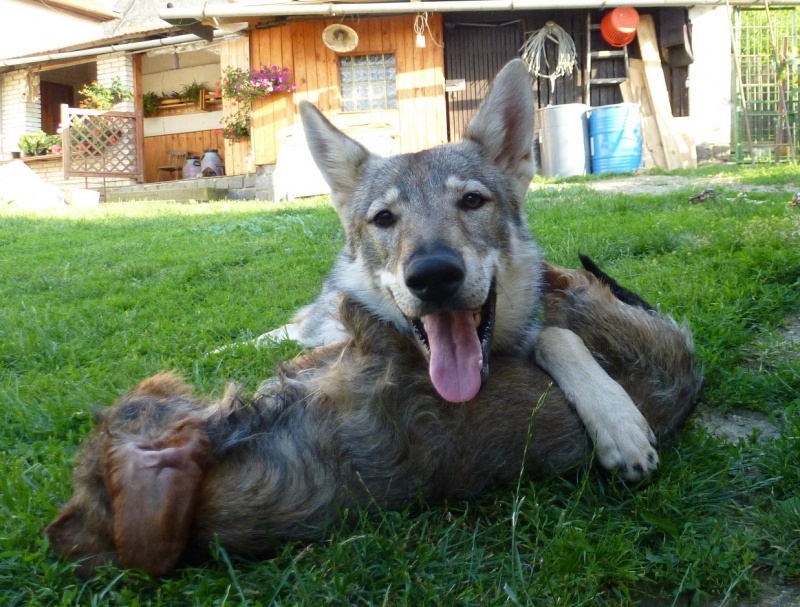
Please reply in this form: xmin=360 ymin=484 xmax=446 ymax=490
xmin=45 ymin=373 xmax=211 ymax=578
xmin=300 ymin=59 xmax=540 ymax=403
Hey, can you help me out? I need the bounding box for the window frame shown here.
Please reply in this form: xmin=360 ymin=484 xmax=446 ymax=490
xmin=338 ymin=53 xmax=398 ymax=113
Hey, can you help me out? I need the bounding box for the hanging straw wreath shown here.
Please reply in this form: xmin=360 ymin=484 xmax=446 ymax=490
xmin=520 ymin=21 xmax=577 ymax=87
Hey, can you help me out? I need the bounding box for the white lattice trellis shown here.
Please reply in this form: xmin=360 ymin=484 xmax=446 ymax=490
xmin=62 ymin=106 xmax=142 ymax=180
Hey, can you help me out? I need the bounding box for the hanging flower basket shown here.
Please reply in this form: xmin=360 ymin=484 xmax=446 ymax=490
xmin=221 ymin=64 xmax=296 ymax=102
xmin=219 ymin=64 xmax=295 ymax=143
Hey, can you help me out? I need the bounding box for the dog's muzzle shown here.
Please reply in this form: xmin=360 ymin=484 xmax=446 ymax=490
xmin=401 ymin=245 xmax=496 ymax=403
xmin=404 ymin=247 xmax=466 ymax=305
xmin=408 ymin=282 xmax=496 ymax=404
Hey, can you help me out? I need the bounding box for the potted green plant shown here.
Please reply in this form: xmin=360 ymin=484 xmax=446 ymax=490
xmin=18 ymin=131 xmax=50 ymax=156
xmin=179 ymin=80 xmax=207 ymax=104
xmin=218 ymin=64 xmax=295 ymax=144
xmin=78 ymin=77 xmax=133 ymax=110
xmin=45 ymin=134 xmax=62 ymax=154
xmin=143 ymin=91 xmax=160 ymax=117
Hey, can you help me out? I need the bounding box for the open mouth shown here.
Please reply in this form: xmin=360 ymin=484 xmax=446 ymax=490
xmin=410 ymin=281 xmax=496 ymax=403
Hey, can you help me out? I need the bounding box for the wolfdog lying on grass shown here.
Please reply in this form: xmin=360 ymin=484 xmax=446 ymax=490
xmin=267 ymin=59 xmax=662 ymax=481
xmin=46 ymin=260 xmax=702 ymax=578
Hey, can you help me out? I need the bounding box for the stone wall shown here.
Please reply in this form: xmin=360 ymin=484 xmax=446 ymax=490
xmin=96 ymin=52 xmax=135 ymax=113
xmin=8 ymin=156 xmax=136 ymax=190
xmin=105 ymin=165 xmax=276 ymax=202
xmin=1 ymin=68 xmax=41 ymax=158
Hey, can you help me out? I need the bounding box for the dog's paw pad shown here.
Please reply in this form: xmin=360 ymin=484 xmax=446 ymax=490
xmin=594 ymin=417 xmax=659 ymax=482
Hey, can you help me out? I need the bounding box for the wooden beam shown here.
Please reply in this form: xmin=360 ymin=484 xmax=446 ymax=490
xmin=132 ymin=53 xmax=145 ymax=183
xmin=619 ymin=80 xmax=655 ymax=169
xmin=635 ymin=15 xmax=682 ymax=171
xmin=626 ymin=59 xmax=667 ymax=170
xmin=673 ymin=117 xmax=698 ymax=169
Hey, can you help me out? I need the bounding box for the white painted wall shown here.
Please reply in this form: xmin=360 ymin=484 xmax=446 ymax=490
xmin=144 ymin=111 xmax=224 ymax=136
xmin=142 ymin=62 xmax=223 ymax=136
xmin=688 ymin=5 xmax=733 ymax=148
xmin=1 ymin=69 xmax=41 ymax=156
xmin=142 ymin=64 xmax=221 ymax=98
xmin=0 ymin=0 xmax=108 ymax=60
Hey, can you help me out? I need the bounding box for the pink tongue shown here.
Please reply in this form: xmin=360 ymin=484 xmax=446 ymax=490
xmin=421 ymin=311 xmax=482 ymax=403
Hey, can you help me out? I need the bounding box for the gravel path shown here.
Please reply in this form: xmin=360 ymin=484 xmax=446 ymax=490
xmin=533 ymin=171 xmax=796 ymax=197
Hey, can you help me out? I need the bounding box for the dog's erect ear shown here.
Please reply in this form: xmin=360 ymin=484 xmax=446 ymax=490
xmin=464 ymin=59 xmax=535 ymax=187
xmin=299 ymin=101 xmax=373 ymax=196
xmin=103 ymin=418 xmax=210 ymax=577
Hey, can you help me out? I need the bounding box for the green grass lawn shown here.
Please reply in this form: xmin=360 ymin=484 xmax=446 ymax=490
xmin=1 ymin=166 xmax=798 ymax=606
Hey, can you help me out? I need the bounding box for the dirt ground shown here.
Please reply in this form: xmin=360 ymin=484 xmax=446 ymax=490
xmin=637 ymin=584 xmax=800 ymax=607
xmin=536 ymin=171 xmax=795 ymax=197
xmin=586 ymin=173 xmax=774 ymax=195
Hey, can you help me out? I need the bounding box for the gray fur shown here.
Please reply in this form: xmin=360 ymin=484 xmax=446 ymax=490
xmin=46 ymin=264 xmax=702 ymax=576
xmin=286 ymin=59 xmax=542 ymax=356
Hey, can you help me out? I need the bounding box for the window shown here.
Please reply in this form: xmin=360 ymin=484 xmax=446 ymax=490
xmin=339 ymin=54 xmax=397 ymax=112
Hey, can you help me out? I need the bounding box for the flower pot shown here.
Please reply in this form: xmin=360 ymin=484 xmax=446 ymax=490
xmin=10 ymin=151 xmax=20 ymax=159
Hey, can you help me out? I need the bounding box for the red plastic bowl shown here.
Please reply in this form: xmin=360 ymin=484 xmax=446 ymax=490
xmin=600 ymin=7 xmax=640 ymax=48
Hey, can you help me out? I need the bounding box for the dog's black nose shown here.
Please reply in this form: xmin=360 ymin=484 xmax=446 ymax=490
xmin=404 ymin=247 xmax=465 ymax=304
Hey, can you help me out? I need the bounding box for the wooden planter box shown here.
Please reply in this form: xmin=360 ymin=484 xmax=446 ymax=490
xmin=154 ymin=92 xmax=222 ymax=117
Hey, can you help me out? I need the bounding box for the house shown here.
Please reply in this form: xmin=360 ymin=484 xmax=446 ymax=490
xmin=1 ymin=1 xmax=795 ymax=201
xmin=0 ymin=0 xmax=231 ymax=196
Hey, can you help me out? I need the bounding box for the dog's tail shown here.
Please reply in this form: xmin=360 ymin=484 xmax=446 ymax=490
xmin=578 ymin=253 xmax=654 ymax=311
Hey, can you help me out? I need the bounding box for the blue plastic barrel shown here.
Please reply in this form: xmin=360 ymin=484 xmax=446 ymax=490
xmin=589 ymin=103 xmax=642 ymax=174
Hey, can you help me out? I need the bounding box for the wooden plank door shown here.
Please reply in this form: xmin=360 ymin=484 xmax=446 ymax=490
xmin=41 ymin=81 xmax=74 ymax=135
xmin=443 ymin=22 xmax=523 ymax=142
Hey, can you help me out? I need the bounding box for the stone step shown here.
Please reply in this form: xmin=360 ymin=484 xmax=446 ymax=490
xmin=106 ymin=187 xmax=229 ymax=202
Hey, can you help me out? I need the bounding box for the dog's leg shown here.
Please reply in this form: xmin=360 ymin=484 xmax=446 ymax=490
xmin=535 ymin=327 xmax=658 ymax=481
xmin=257 ymin=321 xmax=304 ymax=345
xmin=257 ymin=290 xmax=350 ymax=348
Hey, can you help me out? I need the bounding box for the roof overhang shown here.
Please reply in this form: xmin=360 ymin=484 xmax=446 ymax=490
xmin=28 ymin=0 xmax=120 ymax=21
xmin=0 ymin=29 xmax=230 ymax=70
xmin=158 ymin=0 xmax=800 ymax=24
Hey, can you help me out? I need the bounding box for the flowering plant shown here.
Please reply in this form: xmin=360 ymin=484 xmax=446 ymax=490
xmin=221 ymin=64 xmax=295 ymax=102
xmin=220 ymin=106 xmax=251 ymax=141
xmin=219 ymin=64 xmax=294 ymax=143
xmin=78 ymin=77 xmax=133 ymax=110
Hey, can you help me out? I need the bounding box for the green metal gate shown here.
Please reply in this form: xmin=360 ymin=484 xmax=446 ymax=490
xmin=733 ymin=7 xmax=799 ymax=163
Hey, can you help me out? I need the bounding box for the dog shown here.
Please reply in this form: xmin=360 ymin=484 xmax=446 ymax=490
xmin=45 ymin=260 xmax=702 ymax=578
xmin=263 ymin=59 xmax=659 ymax=481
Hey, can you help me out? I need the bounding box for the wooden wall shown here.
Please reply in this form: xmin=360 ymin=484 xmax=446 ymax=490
xmin=220 ymin=36 xmax=251 ymax=176
xmin=247 ymin=15 xmax=446 ymax=165
xmin=143 ymin=130 xmax=225 ymax=183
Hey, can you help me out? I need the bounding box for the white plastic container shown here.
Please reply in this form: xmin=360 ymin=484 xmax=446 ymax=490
xmin=200 ymin=149 xmax=224 ymax=176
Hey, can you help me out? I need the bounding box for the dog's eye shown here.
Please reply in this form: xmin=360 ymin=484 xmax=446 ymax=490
xmin=461 ymin=192 xmax=486 ymax=210
xmin=372 ymin=210 xmax=396 ymax=228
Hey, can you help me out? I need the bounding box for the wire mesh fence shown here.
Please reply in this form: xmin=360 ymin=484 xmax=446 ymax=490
xmin=733 ymin=7 xmax=798 ymax=163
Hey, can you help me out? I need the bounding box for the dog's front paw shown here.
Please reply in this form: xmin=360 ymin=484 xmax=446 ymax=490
xmin=592 ymin=402 xmax=658 ymax=482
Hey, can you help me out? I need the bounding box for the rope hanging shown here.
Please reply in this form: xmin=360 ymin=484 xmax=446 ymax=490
xmin=520 ymin=20 xmax=577 ymax=87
